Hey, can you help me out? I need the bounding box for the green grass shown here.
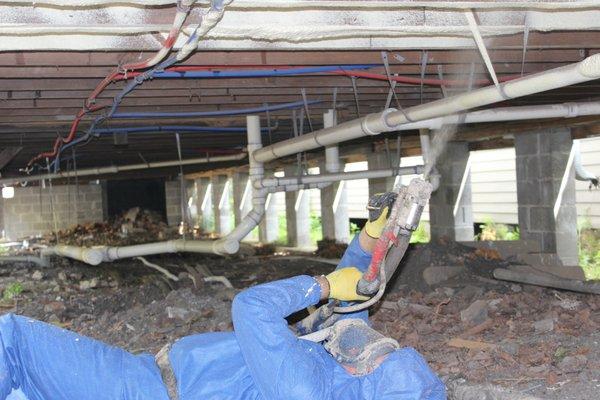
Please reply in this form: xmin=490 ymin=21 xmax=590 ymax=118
xmin=276 ymin=212 xmax=322 ymax=246
xmin=277 ymin=211 xmax=287 ymax=244
xmin=477 ymin=217 xmax=520 ymax=241
xmin=310 ymin=213 xmax=323 ymax=244
xmin=578 ymin=218 xmax=600 ymax=280
xmin=3 ymin=282 xmax=23 ymax=301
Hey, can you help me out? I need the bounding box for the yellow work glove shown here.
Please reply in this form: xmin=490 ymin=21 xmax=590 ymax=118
xmin=325 ymin=267 xmax=369 ymax=301
xmin=364 ymin=192 xmax=398 ymax=239
xmin=364 ymin=207 xmax=389 ymax=239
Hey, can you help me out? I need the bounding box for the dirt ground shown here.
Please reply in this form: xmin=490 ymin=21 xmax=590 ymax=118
xmin=0 ymin=241 xmax=598 ymax=399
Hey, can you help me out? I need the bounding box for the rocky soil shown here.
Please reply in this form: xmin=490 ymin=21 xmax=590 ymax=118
xmin=0 ymin=242 xmax=598 ymax=399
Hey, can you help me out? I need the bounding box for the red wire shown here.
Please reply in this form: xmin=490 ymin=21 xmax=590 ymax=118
xmin=29 ymin=62 xmax=523 ymax=168
xmin=28 ymin=19 xmax=185 ymax=167
xmin=27 ymin=104 xmax=106 ymax=167
xmin=330 ymin=70 xmax=520 ymax=87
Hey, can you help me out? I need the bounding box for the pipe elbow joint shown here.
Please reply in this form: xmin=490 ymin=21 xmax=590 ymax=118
xmin=564 ymin=102 xmax=579 ymax=118
xmin=213 ymin=239 xmax=239 ymax=255
xmin=578 ymin=54 xmax=600 ymax=78
xmin=82 ymin=249 xmax=104 ymax=266
xmin=361 ymin=109 xmax=397 ymax=136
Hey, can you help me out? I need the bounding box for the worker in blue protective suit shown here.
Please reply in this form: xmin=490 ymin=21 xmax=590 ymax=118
xmin=0 ymin=192 xmax=445 ymax=400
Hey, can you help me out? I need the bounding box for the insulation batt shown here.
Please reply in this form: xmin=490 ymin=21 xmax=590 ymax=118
xmin=0 ymin=238 xmax=444 ymax=400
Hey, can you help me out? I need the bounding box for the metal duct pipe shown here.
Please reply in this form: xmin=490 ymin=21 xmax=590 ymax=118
xmin=252 ymin=56 xmax=600 ymax=164
xmin=0 ymin=154 xmax=245 ymax=187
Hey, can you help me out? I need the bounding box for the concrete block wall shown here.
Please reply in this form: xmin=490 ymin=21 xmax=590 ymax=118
xmin=429 ymin=141 xmax=474 ymax=241
xmin=2 ymin=183 xmax=103 ymax=240
xmin=515 ymin=128 xmax=579 ymax=266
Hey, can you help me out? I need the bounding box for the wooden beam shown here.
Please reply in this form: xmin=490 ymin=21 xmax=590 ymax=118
xmin=0 ymin=146 xmax=22 ymax=170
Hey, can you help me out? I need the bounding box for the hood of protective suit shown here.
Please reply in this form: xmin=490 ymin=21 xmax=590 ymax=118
xmin=324 ymin=319 xmax=399 ymax=376
xmin=331 ymin=346 xmax=446 ymax=400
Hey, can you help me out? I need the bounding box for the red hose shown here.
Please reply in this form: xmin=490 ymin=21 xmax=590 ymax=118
xmin=362 ymin=231 xmax=395 ymax=282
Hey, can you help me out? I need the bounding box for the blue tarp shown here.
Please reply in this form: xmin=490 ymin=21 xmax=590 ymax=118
xmin=0 ymin=238 xmax=445 ymax=400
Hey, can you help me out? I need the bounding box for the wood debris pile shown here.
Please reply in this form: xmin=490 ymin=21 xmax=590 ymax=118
xmin=315 ymin=238 xmax=348 ymax=259
xmin=51 ymin=207 xmax=179 ymax=247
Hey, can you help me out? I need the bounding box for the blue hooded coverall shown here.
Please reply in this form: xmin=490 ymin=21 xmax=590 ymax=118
xmin=0 ymin=236 xmax=445 ymax=400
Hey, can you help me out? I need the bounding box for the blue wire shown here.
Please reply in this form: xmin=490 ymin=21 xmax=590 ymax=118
xmin=152 ymin=64 xmax=377 ymax=79
xmin=93 ymin=125 xmax=270 ymax=134
xmin=52 ymin=25 xmax=367 ymax=171
xmin=50 ymin=125 xmax=272 ymax=171
xmin=111 ymin=100 xmax=322 ymax=120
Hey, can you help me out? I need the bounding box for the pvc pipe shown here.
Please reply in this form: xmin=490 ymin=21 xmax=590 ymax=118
xmin=253 ymin=109 xmax=397 ymax=163
xmin=40 ymin=239 xmax=234 ymax=266
xmin=215 ymin=115 xmax=266 ymax=252
xmin=0 ymin=256 xmax=48 ymax=267
xmin=112 ymin=100 xmax=321 ymax=119
xmin=323 ymin=109 xmax=340 ymax=174
xmin=419 ymin=129 xmax=431 ymax=165
xmin=252 ymin=55 xmax=600 ymax=164
xmin=26 ymin=117 xmax=259 ymax=264
xmin=42 ymin=245 xmax=104 ymax=266
xmin=386 ymin=55 xmax=600 ymax=127
xmin=97 ymin=239 xmax=235 ymax=261
xmin=257 ymin=166 xmax=424 ymax=189
xmin=1 ymin=153 xmax=245 ymax=186
xmin=573 ymin=140 xmax=599 ymax=185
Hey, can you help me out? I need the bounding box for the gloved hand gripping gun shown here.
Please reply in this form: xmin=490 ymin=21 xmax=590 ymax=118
xmin=297 ymin=178 xmax=432 ymax=336
xmin=334 ymin=178 xmax=432 ymax=313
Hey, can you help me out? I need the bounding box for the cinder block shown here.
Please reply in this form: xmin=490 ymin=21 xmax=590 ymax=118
xmin=549 ymin=127 xmax=572 ymax=151
xmin=517 ymin=206 xmax=530 ymax=231
xmin=536 ymin=131 xmax=550 ymax=154
xmin=33 ymin=222 xmax=48 ymax=231
xmin=529 ymin=206 xmax=554 ymax=231
xmin=515 ymin=132 xmax=539 ymax=156
xmin=540 ymin=231 xmax=557 ymax=253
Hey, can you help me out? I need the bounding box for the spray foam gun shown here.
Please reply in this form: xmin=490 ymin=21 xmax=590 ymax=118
xmin=334 ymin=178 xmax=432 ymax=313
xmin=297 ymin=178 xmax=432 ymax=338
